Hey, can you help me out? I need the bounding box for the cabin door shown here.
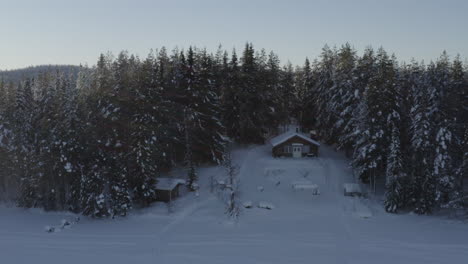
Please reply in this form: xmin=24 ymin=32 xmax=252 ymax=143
xmin=292 ymin=145 xmax=302 ymax=158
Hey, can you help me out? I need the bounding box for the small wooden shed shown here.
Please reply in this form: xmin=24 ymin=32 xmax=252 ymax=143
xmin=270 ymin=130 xmax=320 ymax=158
xmin=155 ymin=178 xmax=186 ymax=202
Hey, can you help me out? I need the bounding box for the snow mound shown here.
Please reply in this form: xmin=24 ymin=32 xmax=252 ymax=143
xmin=291 ymin=180 xmax=312 ymax=186
xmin=61 ymin=219 xmax=71 ymax=229
xmin=44 ymin=226 xmax=55 ymax=233
xmin=258 ymin=202 xmax=275 ymax=210
xmin=243 ymin=201 xmax=253 ymax=208
xmin=292 ymin=183 xmax=320 ymax=195
xmin=354 ymin=202 xmax=373 ymax=219
xmin=264 ymin=168 xmax=285 ymax=177
xmin=44 ymin=217 xmax=80 ymax=233
xmin=344 ymin=183 xmax=362 ymax=196
xmin=257 ymin=186 xmax=264 ymax=192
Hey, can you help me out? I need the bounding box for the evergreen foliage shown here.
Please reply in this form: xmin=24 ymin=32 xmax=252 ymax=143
xmin=0 ymin=44 xmax=466 ymax=216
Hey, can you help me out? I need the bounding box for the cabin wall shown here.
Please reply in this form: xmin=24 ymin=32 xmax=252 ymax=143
xmin=155 ymin=185 xmax=181 ymax=203
xmin=155 ymin=190 xmax=171 ymax=202
xmin=272 ymin=136 xmax=319 ymax=157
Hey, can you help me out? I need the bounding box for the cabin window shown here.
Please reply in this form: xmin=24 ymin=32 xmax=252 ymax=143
xmin=283 ymin=145 xmax=291 ymax=153
xmin=303 ymin=145 xmax=310 ymax=153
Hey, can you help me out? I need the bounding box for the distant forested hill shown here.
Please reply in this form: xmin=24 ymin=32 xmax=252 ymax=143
xmin=0 ymin=65 xmax=81 ymax=83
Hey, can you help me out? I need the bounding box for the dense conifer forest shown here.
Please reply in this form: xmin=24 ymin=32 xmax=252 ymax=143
xmin=0 ymin=43 xmax=466 ymax=217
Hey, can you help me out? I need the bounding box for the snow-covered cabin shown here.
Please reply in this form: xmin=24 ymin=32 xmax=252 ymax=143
xmin=270 ymin=130 xmax=320 ymax=158
xmin=155 ymin=178 xmax=186 ymax=202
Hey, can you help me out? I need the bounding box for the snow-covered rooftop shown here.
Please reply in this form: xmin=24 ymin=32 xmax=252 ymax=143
xmin=343 ymin=183 xmax=362 ymax=195
xmin=155 ymin=178 xmax=186 ymax=191
xmin=270 ymin=130 xmax=320 ymax=147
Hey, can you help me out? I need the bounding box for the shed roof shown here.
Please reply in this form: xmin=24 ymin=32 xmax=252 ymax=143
xmin=155 ymin=178 xmax=186 ymax=191
xmin=270 ymin=130 xmax=320 ymax=147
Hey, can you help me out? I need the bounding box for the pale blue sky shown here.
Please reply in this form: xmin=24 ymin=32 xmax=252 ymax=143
xmin=1 ymin=0 xmax=467 ymax=70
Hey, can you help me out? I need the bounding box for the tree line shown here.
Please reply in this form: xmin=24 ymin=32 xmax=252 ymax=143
xmin=0 ymin=44 xmax=293 ymax=217
xmin=303 ymin=44 xmax=467 ymax=213
xmin=0 ymin=43 xmax=466 ymax=216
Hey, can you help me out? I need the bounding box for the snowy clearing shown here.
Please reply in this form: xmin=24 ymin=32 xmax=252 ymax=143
xmin=1 ymin=144 xmax=468 ymax=264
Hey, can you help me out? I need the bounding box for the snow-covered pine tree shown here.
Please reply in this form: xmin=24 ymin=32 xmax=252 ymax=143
xmin=384 ymin=111 xmax=406 ymax=213
xmin=127 ymin=51 xmax=159 ymax=206
xmin=80 ymin=54 xmax=116 ymax=217
xmin=0 ymin=78 xmax=17 ymax=201
xmin=314 ymin=45 xmax=336 ymax=143
xmin=265 ymin=51 xmax=284 ymax=133
xmin=433 ymin=123 xmax=454 ymax=206
xmin=80 ymin=165 xmax=109 ymax=217
xmin=223 ymin=144 xmax=240 ymax=220
xmin=238 ymin=43 xmax=266 ymax=143
xmin=221 ymin=49 xmax=242 ymax=141
xmin=332 ymin=43 xmax=357 ymax=154
xmin=79 ymin=54 xmax=113 ymax=217
xmin=75 ymin=65 xmax=93 ymax=96
xmin=155 ymin=47 xmax=181 ymax=169
xmin=394 ymin=63 xmax=415 ymax=180
xmin=343 ymin=47 xmax=375 ymax=153
xmin=212 ymin=45 xmax=226 ymax=86
xmin=430 ymin=54 xmax=456 ymax=207
xmin=58 ymin=73 xmax=83 ymax=212
xmin=409 ymin=62 xmax=437 ymax=214
xmin=255 ymin=48 xmax=277 ymax=132
xmin=353 ymin=48 xmax=395 ymax=185
xmin=451 ymin=128 xmax=468 ymax=209
xmin=446 ymin=128 xmax=467 ymax=209
xmin=182 ymin=47 xmax=198 ymax=191
xmin=107 ymin=51 xmax=132 ymax=216
xmin=15 ymin=79 xmax=40 ymax=208
xmin=351 ymin=97 xmax=373 ymax=183
xmin=296 ymin=58 xmax=317 ymax=130
xmin=191 ymin=49 xmax=226 ymax=163
xmin=447 ymin=56 xmax=467 ymax=203
xmin=35 ymin=71 xmax=62 ymax=210
xmin=0 ymin=78 xmax=5 ymax=109
xmin=279 ymin=62 xmax=296 ymax=125
xmin=0 ymin=106 xmax=14 ymax=200
xmin=184 ymin=106 xmax=197 ymax=191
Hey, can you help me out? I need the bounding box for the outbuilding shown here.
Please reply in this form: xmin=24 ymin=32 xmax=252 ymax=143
xmin=270 ymin=130 xmax=320 ymax=158
xmin=155 ymin=178 xmax=186 ymax=202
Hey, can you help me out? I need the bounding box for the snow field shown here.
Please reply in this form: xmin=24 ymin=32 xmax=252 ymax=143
xmin=0 ymin=144 xmax=467 ymax=264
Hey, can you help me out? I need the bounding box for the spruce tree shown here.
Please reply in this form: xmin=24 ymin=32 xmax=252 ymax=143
xmin=297 ymin=58 xmax=317 ymax=130
xmin=384 ymin=112 xmax=406 ymax=213
xmin=265 ymin=51 xmax=283 ymax=132
xmin=430 ymin=54 xmax=456 ymax=207
xmin=314 ymin=45 xmax=336 ymax=143
xmin=433 ymin=123 xmax=454 ymax=205
xmin=221 ymin=49 xmax=242 ymax=141
xmin=15 ymin=79 xmax=39 ymax=208
xmin=128 ymin=51 xmax=159 ymax=206
xmin=182 ymin=47 xmax=198 ymax=191
xmin=238 ymin=43 xmax=265 ymax=143
xmin=59 ymin=74 xmax=84 ymax=212
xmin=191 ymin=49 xmax=226 ymax=163
xmin=410 ymin=62 xmax=437 ymax=214
xmin=333 ymin=43 xmax=357 ymax=154
xmin=279 ymin=62 xmax=296 ymax=125
xmin=353 ymin=48 xmax=395 ymax=185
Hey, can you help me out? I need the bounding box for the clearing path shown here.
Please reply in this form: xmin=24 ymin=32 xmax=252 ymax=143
xmin=1 ymin=144 xmax=468 ymax=264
